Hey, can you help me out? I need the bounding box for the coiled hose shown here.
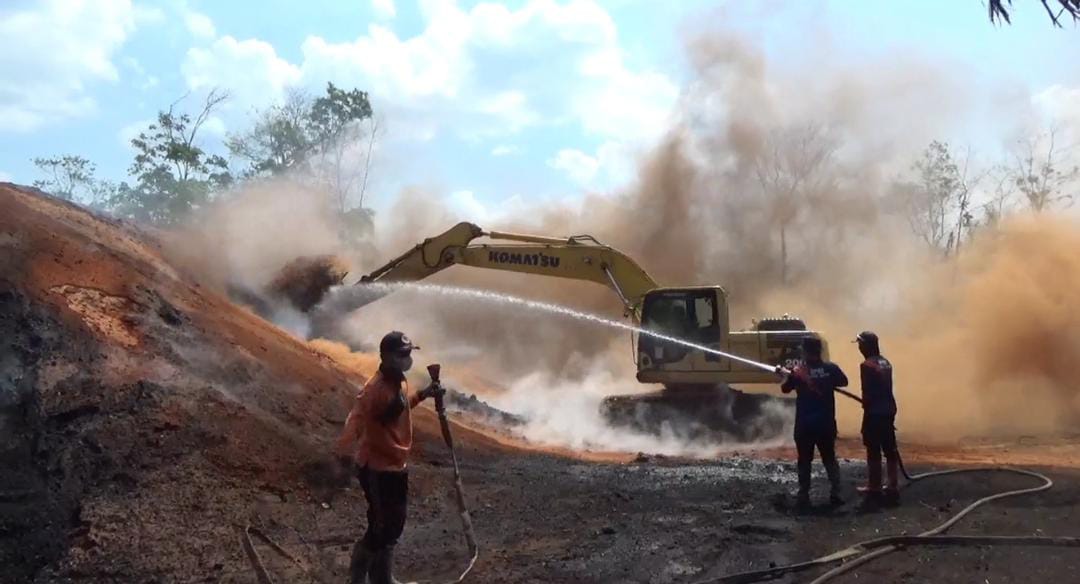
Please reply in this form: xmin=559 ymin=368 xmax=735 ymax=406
xmin=699 ymin=390 xmax=1080 ymax=584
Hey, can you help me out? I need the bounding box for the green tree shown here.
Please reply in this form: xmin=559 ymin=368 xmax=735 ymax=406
xmin=112 ymin=90 xmax=232 ymax=226
xmin=226 ymin=89 xmax=312 ymax=177
xmin=227 ymin=82 xmax=376 ymax=215
xmin=309 ymin=82 xmax=373 ymax=149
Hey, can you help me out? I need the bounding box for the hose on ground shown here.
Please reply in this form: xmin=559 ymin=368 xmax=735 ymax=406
xmin=808 ymin=466 xmax=1054 ymax=584
xmin=698 ymin=389 xmax=1070 ymax=584
xmin=432 ymin=384 xmax=479 ymax=584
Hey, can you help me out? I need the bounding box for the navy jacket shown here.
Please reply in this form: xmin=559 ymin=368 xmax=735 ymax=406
xmin=860 ymin=355 xmax=897 ymax=416
xmin=782 ymin=360 xmax=848 ymax=436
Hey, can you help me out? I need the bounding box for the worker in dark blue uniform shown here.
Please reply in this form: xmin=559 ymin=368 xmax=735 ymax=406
xmin=779 ymin=337 xmax=848 ymax=508
xmin=854 ymin=331 xmax=900 ymax=506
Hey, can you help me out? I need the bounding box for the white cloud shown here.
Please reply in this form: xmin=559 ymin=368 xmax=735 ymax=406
xmin=573 ymin=48 xmax=678 ymax=143
xmin=449 ymin=190 xmax=489 ymax=222
xmin=183 ymin=36 xmax=302 ymax=107
xmin=470 ymin=91 xmax=540 ymax=137
xmin=548 ymin=149 xmax=599 ymax=185
xmin=175 ymin=0 xmax=677 ymax=200
xmin=180 ymin=0 xmax=674 ymax=142
xmin=118 ymin=118 xmax=153 ymax=148
xmin=202 ymin=115 xmax=228 ymax=138
xmin=0 ymin=170 xmax=12 ymax=183
xmin=372 ymin=0 xmax=397 ymax=20
xmin=448 ymin=189 xmax=528 ymax=223
xmin=299 ymin=24 xmax=471 ymax=101
xmin=548 ymin=140 xmax=638 ymax=188
xmin=122 ymin=56 xmax=160 ymax=92
xmin=491 ymin=144 xmax=519 ymax=156
xmin=184 ymin=11 xmax=216 ymax=40
xmin=1033 ymin=85 xmax=1080 ymax=136
xmin=0 ymin=0 xmax=139 ymax=132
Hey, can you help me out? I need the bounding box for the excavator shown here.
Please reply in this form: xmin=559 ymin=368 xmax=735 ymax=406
xmin=277 ymin=222 xmax=826 ymax=441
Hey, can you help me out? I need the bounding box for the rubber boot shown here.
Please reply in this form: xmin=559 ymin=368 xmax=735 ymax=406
xmin=857 ymin=452 xmax=882 ymax=495
xmin=825 ymin=459 xmax=843 ymax=506
xmin=369 ymin=545 xmax=403 ymax=584
xmin=883 ymin=457 xmax=900 ymax=506
xmin=348 ymin=541 xmax=375 ymax=584
xmin=795 ymin=490 xmax=810 ymax=511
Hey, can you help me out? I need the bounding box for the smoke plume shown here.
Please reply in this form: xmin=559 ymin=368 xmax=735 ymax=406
xmin=169 ymin=28 xmax=1080 ymax=449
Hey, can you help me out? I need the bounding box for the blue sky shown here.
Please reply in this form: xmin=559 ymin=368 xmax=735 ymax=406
xmin=1 ymin=0 xmax=1078 ymax=220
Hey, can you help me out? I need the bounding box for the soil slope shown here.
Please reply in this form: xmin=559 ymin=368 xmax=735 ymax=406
xmin=0 ymin=184 xmax=499 ymax=582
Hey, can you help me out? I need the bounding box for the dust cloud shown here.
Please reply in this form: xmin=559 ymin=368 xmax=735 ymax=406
xmin=168 ymin=28 xmax=1080 ymax=449
xmin=886 ymin=216 xmax=1080 ymax=438
xmin=164 ymin=179 xmax=348 ymax=292
xmin=360 ymin=32 xmax=1079 ymax=444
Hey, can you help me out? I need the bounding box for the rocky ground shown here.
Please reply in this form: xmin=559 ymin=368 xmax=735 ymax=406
xmin=3 ymin=182 xmax=1080 ymax=584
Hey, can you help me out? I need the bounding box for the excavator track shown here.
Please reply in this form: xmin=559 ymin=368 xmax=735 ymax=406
xmin=599 ymin=385 xmax=794 ymax=443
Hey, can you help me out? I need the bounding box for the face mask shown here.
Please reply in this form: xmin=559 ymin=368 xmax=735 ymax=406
xmin=391 ymin=354 xmax=413 ymax=373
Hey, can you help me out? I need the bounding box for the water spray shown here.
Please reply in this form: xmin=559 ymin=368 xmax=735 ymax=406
xmin=319 ymin=282 xmax=784 ymax=374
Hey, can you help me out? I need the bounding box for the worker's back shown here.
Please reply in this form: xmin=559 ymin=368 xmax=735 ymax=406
xmin=860 ymin=355 xmax=896 ymax=416
xmin=784 ymin=360 xmax=848 ymax=435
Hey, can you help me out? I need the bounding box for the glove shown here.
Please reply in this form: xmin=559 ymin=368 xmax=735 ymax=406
xmin=418 ymin=383 xmax=446 ymax=401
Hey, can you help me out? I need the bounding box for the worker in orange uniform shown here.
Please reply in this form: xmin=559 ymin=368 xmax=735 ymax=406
xmin=336 ymin=331 xmax=444 ymax=584
xmin=854 ymin=331 xmax=900 ymax=506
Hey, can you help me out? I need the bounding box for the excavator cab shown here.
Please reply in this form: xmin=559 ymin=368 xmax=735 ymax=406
xmin=635 ymin=286 xmax=824 ymax=386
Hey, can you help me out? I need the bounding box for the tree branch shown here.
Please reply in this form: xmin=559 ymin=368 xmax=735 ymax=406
xmin=990 ymin=0 xmax=1080 ymax=25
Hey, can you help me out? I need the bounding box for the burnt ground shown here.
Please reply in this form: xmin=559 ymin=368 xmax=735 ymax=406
xmin=4 ymin=183 xmax=1080 ymax=584
xmin=248 ymin=448 xmax=1080 ymax=584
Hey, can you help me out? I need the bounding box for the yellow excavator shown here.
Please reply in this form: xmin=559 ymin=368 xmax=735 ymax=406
xmin=281 ymin=222 xmax=826 ymax=441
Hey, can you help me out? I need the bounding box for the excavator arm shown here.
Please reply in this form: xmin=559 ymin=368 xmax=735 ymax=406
xmin=354 ymin=222 xmax=659 ymax=320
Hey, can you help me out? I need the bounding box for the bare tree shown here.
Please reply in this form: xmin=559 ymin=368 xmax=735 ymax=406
xmin=356 ymin=115 xmax=381 ymax=210
xmin=989 ymin=0 xmax=1080 ymax=26
xmin=896 ymin=141 xmax=985 ymax=257
xmin=1006 ymin=126 xmax=1078 ymax=212
xmin=978 ymin=166 xmax=1018 ymax=228
xmin=752 ymin=123 xmax=839 ymax=284
xmin=948 ymin=145 xmax=987 ymax=256
xmin=312 ymin=112 xmax=381 ymax=216
xmin=32 ymin=155 xmax=95 ymax=202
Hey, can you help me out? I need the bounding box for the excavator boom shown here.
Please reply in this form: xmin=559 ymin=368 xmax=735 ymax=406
xmin=354 ymin=222 xmax=659 ymax=319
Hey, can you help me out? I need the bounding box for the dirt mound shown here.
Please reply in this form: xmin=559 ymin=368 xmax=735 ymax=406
xmin=0 ymin=184 xmax=500 ymax=582
xmin=265 ymin=255 xmax=349 ymax=313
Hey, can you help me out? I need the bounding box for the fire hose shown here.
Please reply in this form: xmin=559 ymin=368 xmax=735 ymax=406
xmin=694 ymin=366 xmax=1078 ymax=584
xmin=427 ymin=364 xmax=480 ymax=584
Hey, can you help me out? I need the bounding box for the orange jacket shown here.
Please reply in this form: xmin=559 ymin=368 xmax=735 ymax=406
xmin=336 ymin=369 xmax=423 ymax=472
